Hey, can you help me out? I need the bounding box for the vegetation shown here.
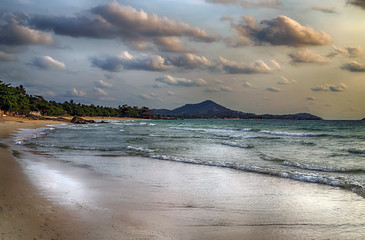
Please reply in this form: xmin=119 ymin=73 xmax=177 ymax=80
xmin=0 ymin=80 xmax=157 ymax=118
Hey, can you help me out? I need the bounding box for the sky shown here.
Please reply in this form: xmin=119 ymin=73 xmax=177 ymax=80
xmin=1 ymin=0 xmax=365 ymax=120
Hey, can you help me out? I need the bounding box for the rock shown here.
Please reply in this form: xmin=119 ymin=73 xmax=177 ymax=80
xmin=71 ymin=116 xmax=95 ymax=124
xmin=26 ymin=114 xmax=46 ymax=120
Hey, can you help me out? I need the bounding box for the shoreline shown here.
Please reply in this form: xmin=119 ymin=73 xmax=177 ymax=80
xmin=1 ymin=117 xmax=365 ymax=239
xmin=0 ymin=117 xmax=89 ymax=239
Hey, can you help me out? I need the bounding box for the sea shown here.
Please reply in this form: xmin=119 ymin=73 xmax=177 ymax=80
xmin=13 ymin=119 xmax=365 ymax=198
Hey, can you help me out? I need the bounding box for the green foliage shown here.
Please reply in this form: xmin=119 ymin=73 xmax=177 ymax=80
xmin=0 ymin=80 xmax=156 ymax=119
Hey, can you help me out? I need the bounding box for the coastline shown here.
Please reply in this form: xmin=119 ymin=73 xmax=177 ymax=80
xmin=1 ymin=116 xmax=365 ymax=239
xmin=0 ymin=117 xmax=87 ymax=239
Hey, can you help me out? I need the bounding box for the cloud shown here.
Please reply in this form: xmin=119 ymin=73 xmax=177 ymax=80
xmin=139 ymin=93 xmax=155 ymax=100
xmin=167 ymin=53 xmax=212 ymax=69
xmin=341 ymin=61 xmax=365 ymax=72
xmin=0 ymin=15 xmax=53 ymax=46
xmin=311 ymin=83 xmax=347 ymax=92
xmin=289 ymin=49 xmax=330 ymax=65
xmin=312 ymin=6 xmax=337 ymax=14
xmin=71 ymin=88 xmax=87 ymax=97
xmin=91 ymin=51 xmax=171 ymax=72
xmin=94 ymin=79 xmax=112 ymax=88
xmin=278 ymin=76 xmax=291 ymax=85
xmin=167 ymin=91 xmax=175 ymax=96
xmin=93 ymin=87 xmax=108 ymax=96
xmin=243 ymin=81 xmax=253 ymax=88
xmin=155 ymin=75 xmax=207 ymax=87
xmin=224 ymin=15 xmax=332 ymax=47
xmin=266 ymin=87 xmax=281 ymax=92
xmin=271 ymin=60 xmax=281 ymax=70
xmin=29 ymin=2 xmax=219 ymax=52
xmin=347 ymin=0 xmax=365 ymax=9
xmin=30 ymin=56 xmax=66 ymax=70
xmin=218 ymin=57 xmax=273 ymax=74
xmin=0 ymin=51 xmax=16 ymax=61
xmin=330 ymin=45 xmax=363 ymax=58
xmin=306 ymin=96 xmax=316 ymax=101
xmin=206 ymin=85 xmax=233 ymax=92
xmin=207 ymin=0 xmax=283 ymax=8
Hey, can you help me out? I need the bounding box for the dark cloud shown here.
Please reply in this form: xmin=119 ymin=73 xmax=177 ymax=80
xmin=224 ymin=15 xmax=332 ymax=47
xmin=341 ymin=61 xmax=365 ymax=72
xmin=0 ymin=15 xmax=53 ymax=46
xmin=347 ymin=0 xmax=365 ymax=9
xmin=30 ymin=56 xmax=66 ymax=70
xmin=306 ymin=96 xmax=316 ymax=101
xmin=218 ymin=57 xmax=273 ymax=74
xmin=289 ymin=49 xmax=330 ymax=65
xmin=29 ymin=2 xmax=219 ymax=52
xmin=266 ymin=87 xmax=281 ymax=92
xmin=155 ymin=75 xmax=207 ymax=87
xmin=91 ymin=51 xmax=171 ymax=72
xmin=311 ymin=83 xmax=347 ymax=92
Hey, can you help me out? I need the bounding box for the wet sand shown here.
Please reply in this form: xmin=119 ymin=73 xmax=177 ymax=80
xmin=1 ymin=116 xmax=365 ymax=239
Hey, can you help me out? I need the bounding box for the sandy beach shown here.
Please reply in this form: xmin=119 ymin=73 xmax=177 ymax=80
xmin=1 ymin=116 xmax=365 ymax=240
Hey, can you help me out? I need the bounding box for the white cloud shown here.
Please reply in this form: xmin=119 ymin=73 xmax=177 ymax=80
xmin=71 ymin=88 xmax=87 ymax=97
xmin=223 ymin=15 xmax=331 ymax=47
xmin=91 ymin=51 xmax=171 ymax=72
xmin=155 ymin=75 xmax=207 ymax=87
xmin=206 ymin=85 xmax=233 ymax=92
xmin=94 ymin=79 xmax=112 ymax=88
xmin=168 ymin=53 xmax=212 ymax=69
xmin=93 ymin=87 xmax=108 ymax=96
xmin=218 ymin=57 xmax=273 ymax=74
xmin=278 ymin=76 xmax=295 ymax=85
xmin=289 ymin=49 xmax=330 ymax=65
xmin=30 ymin=56 xmax=66 ymax=70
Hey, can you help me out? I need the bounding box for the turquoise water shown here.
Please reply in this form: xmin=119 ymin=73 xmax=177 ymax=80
xmin=15 ymin=119 xmax=365 ymax=197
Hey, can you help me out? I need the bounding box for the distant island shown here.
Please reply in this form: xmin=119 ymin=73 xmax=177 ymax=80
xmin=153 ymin=100 xmax=323 ymax=120
xmin=0 ymin=80 xmax=331 ymax=121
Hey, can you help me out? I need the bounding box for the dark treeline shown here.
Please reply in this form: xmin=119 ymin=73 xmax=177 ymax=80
xmin=0 ymin=80 xmax=157 ymax=118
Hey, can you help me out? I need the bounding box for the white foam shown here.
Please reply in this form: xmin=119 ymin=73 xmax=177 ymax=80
xmin=259 ymin=130 xmax=318 ymax=137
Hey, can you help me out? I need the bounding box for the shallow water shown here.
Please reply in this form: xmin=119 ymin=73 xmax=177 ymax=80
xmin=10 ymin=119 xmax=365 ymax=239
xmin=14 ymin=119 xmax=365 ymax=197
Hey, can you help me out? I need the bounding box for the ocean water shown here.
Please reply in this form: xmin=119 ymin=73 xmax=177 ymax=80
xmin=14 ymin=119 xmax=365 ymax=198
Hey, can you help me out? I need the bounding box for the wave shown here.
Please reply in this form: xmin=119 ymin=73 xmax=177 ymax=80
xmin=281 ymin=161 xmax=365 ymax=174
xmin=221 ymin=141 xmax=254 ymax=149
xmin=148 ymin=153 xmax=365 ymax=198
xmin=13 ymin=126 xmax=56 ymax=145
xmin=259 ymin=154 xmax=285 ymax=163
xmin=126 ymin=145 xmax=154 ymax=153
xmin=348 ymin=148 xmax=365 ymax=154
xmin=259 ymin=130 xmax=319 ymax=137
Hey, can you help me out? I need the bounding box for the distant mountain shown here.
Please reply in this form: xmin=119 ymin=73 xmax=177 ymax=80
xmin=153 ymin=100 xmax=322 ymax=120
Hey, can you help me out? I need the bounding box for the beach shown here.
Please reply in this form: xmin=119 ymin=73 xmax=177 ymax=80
xmin=1 ymin=116 xmax=365 ymax=240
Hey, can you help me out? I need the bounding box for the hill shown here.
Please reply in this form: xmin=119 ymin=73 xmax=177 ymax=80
xmin=153 ymin=100 xmax=322 ymax=120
